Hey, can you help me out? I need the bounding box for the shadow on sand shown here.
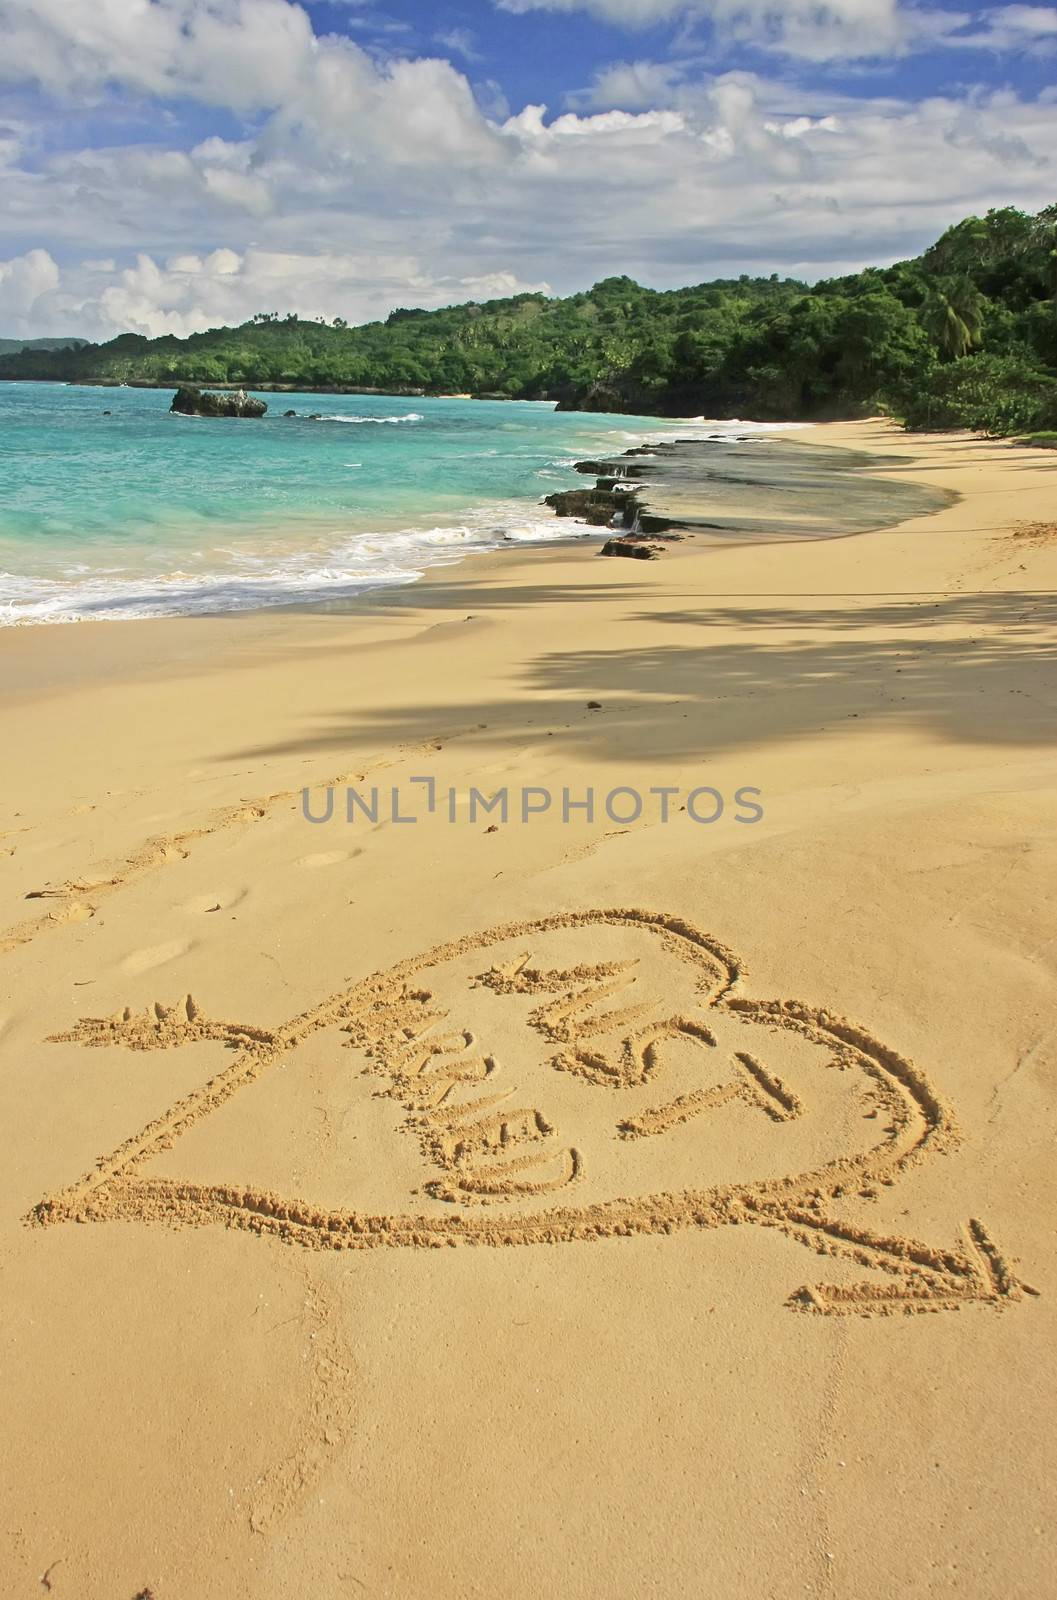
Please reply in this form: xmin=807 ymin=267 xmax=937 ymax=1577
xmin=225 ymin=588 xmax=1057 ymax=765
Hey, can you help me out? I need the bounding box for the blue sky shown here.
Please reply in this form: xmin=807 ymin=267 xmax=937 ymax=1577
xmin=308 ymin=0 xmax=1057 ymax=107
xmin=0 ymin=0 xmax=1055 ymax=337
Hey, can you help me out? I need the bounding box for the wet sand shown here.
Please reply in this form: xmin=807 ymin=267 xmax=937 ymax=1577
xmin=615 ymin=434 xmax=956 ymax=539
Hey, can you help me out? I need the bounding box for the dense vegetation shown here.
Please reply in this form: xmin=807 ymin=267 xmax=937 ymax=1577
xmin=0 ymin=336 xmax=87 ymax=355
xmin=2 ymin=206 xmax=1055 ymax=433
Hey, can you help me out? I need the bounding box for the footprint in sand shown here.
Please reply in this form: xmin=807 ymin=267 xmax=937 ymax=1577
xmin=49 ymin=902 xmax=95 ymax=927
xmin=296 ymin=849 xmax=363 ymax=869
xmin=181 ymin=888 xmax=249 ymax=915
xmin=121 ymin=938 xmax=193 ymax=975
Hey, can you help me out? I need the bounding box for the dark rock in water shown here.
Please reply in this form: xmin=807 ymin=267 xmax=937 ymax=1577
xmin=170 ymin=385 xmax=267 ymax=419
xmin=598 ymin=537 xmax=667 ymax=560
xmin=308 ymin=412 xmax=322 ymax=420
xmin=283 ymin=408 xmax=297 ymax=417
xmin=102 ymin=410 xmax=111 ymax=416
xmin=544 ymin=487 xmax=620 ymax=527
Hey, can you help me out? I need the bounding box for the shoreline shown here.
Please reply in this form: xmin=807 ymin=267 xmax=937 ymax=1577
xmin=0 ymin=417 xmax=953 ymax=631
xmin=2 ymin=419 xmax=1055 ymax=1599
xmin=0 ymin=420 xmax=1038 ymax=688
xmin=1 ymin=390 xmax=684 ymax=628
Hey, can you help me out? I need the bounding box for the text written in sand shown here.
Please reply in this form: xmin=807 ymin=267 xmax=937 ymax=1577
xmin=33 ymin=910 xmax=1036 ymax=1318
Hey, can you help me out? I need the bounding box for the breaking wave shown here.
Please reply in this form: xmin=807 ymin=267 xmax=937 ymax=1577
xmin=312 ymin=412 xmax=424 ymax=425
xmin=0 ymin=501 xmax=599 ymax=625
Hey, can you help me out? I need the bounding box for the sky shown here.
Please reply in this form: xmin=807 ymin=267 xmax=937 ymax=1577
xmin=0 ymin=0 xmax=1055 ymax=339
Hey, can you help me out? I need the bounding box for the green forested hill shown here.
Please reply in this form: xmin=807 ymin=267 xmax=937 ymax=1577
xmin=0 ymin=336 xmax=87 ymax=355
xmin=3 ymin=206 xmax=1055 ymax=433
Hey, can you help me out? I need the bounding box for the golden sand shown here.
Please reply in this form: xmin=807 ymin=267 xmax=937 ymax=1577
xmin=1 ymin=421 xmax=1054 ymax=1597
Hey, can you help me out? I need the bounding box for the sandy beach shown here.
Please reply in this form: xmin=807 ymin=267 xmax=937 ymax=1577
xmin=2 ymin=419 xmax=1055 ymax=1599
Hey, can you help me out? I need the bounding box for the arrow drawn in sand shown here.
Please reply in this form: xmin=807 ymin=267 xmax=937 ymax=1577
xmin=743 ymin=1202 xmax=1035 ymax=1314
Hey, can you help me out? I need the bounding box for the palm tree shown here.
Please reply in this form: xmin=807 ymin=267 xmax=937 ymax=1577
xmin=1035 ymin=209 xmax=1057 ymax=300
xmin=920 ymin=278 xmax=986 ymax=360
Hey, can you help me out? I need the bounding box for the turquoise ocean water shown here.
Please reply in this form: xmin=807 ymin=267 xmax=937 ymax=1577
xmin=0 ymin=384 xmax=764 ymax=625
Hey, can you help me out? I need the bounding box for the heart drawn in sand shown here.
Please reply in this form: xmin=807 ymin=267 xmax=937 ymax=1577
xmin=33 ymin=909 xmax=1036 ymax=1317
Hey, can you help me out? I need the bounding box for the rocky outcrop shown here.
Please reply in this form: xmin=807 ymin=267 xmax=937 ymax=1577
xmin=546 ymin=441 xmax=694 ymax=550
xmin=554 ymin=372 xmax=661 ymax=415
xmin=598 ymin=537 xmax=668 ymax=560
xmin=543 ymin=487 xmax=631 ymax=527
xmin=170 ymin=386 xmax=267 ymax=418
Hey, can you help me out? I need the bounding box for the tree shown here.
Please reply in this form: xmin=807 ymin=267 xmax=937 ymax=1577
xmin=920 ymin=279 xmax=986 ymax=360
xmin=902 ymin=351 xmax=1057 ymax=434
xmin=834 ymin=292 xmax=930 ymax=403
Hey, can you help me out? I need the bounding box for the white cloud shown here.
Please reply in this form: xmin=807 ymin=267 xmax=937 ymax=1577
xmin=497 ymin=0 xmax=1057 ymax=60
xmin=948 ymin=4 xmax=1057 ymax=49
xmin=766 ymin=115 xmax=841 ymax=137
xmin=997 ymin=2 xmax=1057 ymax=30
xmin=497 ymin=0 xmax=929 ymax=59
xmin=4 ymin=70 xmax=1056 ymax=337
xmin=0 ymin=119 xmax=26 ymax=168
xmin=0 ymin=0 xmax=510 ymax=170
xmin=435 ymin=27 xmax=484 ymax=62
xmin=0 ymin=1 xmax=1055 ymax=340
xmin=0 ymin=248 xmax=60 ymax=330
xmin=0 ymin=244 xmax=552 ymax=340
xmin=473 ymin=78 xmax=512 ymax=120
xmin=507 ymin=104 xmax=688 ymax=138
xmin=0 ymin=0 xmax=321 ymax=110
xmin=571 ymin=59 xmax=692 ymax=110
xmin=498 ymin=0 xmax=686 ymax=20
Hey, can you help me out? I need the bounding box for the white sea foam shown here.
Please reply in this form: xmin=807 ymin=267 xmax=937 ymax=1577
xmin=607 ymin=418 xmax=807 ymax=447
xmin=313 ymin=412 xmax=424 ymax=425
xmin=0 ymin=500 xmax=598 ymax=626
